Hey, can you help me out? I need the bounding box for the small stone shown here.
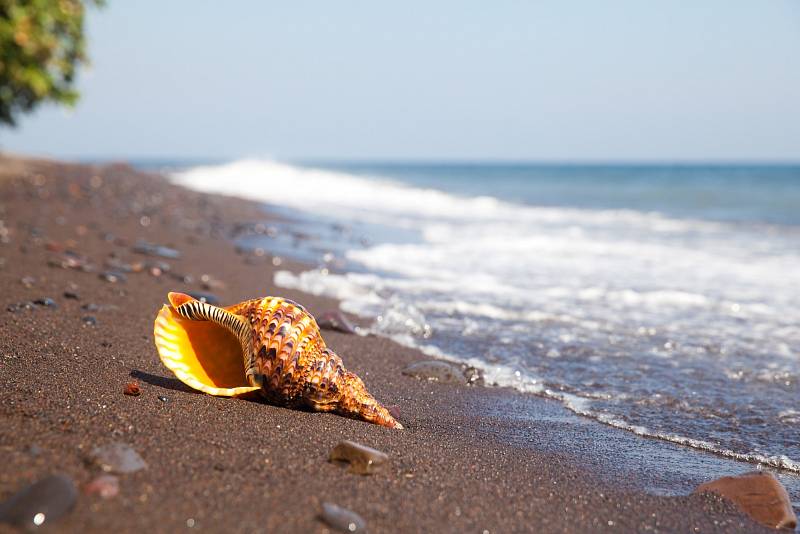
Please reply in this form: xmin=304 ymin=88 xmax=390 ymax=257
xmin=317 ymin=310 xmax=359 ymax=335
xmin=82 ymin=315 xmax=97 ymax=326
xmin=464 ymin=366 xmax=485 ymax=386
xmin=386 ymin=405 xmax=401 ymax=421
xmin=104 ymin=257 xmax=136 ymax=273
xmin=329 ymin=440 xmax=389 ymax=475
xmin=21 ymin=301 xmax=36 ymax=310
xmin=48 ymin=253 xmax=94 ymax=272
xmin=99 ymin=271 xmax=127 ymax=283
xmin=34 ymin=297 xmax=58 ymax=308
xmin=63 ymin=291 xmax=80 ymax=300
xmin=149 ymin=261 xmax=171 ymax=273
xmin=20 ymin=276 xmax=35 ymax=288
xmin=84 ymin=475 xmax=119 ymax=499
xmin=26 ymin=444 xmax=43 ymax=457
xmin=132 ymin=240 xmax=181 ymax=259
xmin=170 ymin=272 xmax=195 ymax=284
xmin=187 ymin=292 xmax=220 ymax=305
xmin=87 ymin=442 xmax=147 ymax=474
xmin=7 ymin=301 xmax=35 ymax=313
xmin=0 ymin=474 xmax=77 ymax=528
xmin=402 ymin=361 xmax=465 ymax=384
xmin=319 ymin=502 xmax=366 ymax=532
xmin=158 ymin=395 xmax=168 ymax=403
xmin=123 ymin=382 xmax=141 ymax=396
xmin=199 ymin=274 xmax=225 ymax=290
xmin=694 ymin=471 xmax=797 ymax=530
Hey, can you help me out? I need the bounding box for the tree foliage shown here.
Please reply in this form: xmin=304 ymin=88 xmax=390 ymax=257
xmin=0 ymin=0 xmax=101 ymax=126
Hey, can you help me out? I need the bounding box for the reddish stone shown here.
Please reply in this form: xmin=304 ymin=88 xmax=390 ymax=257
xmin=84 ymin=475 xmax=119 ymax=499
xmin=123 ymin=381 xmax=141 ymax=396
xmin=694 ymin=471 xmax=797 ymax=530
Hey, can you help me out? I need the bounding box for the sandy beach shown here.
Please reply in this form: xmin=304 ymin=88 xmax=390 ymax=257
xmin=0 ymin=156 xmax=780 ymax=532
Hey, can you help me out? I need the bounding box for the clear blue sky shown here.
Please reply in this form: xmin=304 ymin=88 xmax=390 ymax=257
xmin=2 ymin=1 xmax=799 ymax=161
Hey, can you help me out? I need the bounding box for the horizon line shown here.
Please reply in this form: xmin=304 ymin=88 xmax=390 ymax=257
xmin=4 ymin=150 xmax=800 ymax=167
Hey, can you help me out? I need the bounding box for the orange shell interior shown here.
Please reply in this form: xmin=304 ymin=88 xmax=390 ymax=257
xmin=153 ymin=304 xmax=260 ymax=396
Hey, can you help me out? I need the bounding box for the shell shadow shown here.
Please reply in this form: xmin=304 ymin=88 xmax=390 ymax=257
xmin=129 ymin=369 xmax=199 ymax=394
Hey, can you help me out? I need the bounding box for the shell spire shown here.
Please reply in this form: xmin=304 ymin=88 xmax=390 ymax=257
xmin=154 ymin=292 xmax=402 ymax=429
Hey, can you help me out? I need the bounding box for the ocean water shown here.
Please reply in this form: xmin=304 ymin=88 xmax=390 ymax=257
xmin=169 ymin=160 xmax=800 ymax=474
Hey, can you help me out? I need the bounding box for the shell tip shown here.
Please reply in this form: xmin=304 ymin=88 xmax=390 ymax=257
xmin=168 ymin=292 xmax=195 ymax=308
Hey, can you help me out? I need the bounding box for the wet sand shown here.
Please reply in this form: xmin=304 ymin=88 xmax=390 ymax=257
xmin=0 ymin=155 xmax=773 ymax=532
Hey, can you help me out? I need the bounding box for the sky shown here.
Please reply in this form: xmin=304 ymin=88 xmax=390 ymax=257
xmin=2 ymin=1 xmax=800 ymax=162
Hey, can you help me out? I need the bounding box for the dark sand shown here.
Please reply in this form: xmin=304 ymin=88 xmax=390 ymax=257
xmin=0 ymin=156 xmax=775 ymax=532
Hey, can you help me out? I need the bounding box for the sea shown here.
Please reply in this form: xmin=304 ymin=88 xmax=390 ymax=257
xmin=153 ymin=159 xmax=800 ymax=480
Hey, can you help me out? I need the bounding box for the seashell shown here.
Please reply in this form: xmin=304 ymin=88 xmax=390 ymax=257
xmin=153 ymin=292 xmax=402 ymax=429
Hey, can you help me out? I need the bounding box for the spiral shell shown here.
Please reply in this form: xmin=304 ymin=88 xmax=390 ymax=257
xmin=153 ymin=292 xmax=402 ymax=429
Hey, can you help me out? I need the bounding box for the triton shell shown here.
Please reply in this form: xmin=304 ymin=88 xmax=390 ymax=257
xmin=153 ymin=292 xmax=402 ymax=429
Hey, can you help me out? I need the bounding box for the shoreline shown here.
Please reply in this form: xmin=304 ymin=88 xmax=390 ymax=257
xmin=0 ymin=155 xmax=781 ymax=532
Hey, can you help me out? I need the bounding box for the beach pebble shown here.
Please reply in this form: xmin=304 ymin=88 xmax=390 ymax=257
xmin=123 ymin=381 xmax=141 ymax=396
xmin=84 ymin=475 xmax=119 ymax=499
xmin=132 ymin=240 xmax=181 ymax=259
xmin=319 ymin=502 xmax=366 ymax=532
xmin=20 ymin=276 xmax=36 ymax=288
xmin=0 ymin=474 xmax=77 ymax=528
xmin=146 ymin=260 xmax=171 ymax=277
xmin=34 ymin=297 xmax=58 ymax=308
xmin=63 ymin=291 xmax=80 ymax=300
xmin=7 ymin=301 xmax=35 ymax=312
xmin=170 ymin=272 xmax=195 ymax=284
xmin=187 ymin=292 xmax=220 ymax=305
xmin=82 ymin=315 xmax=97 ymax=326
xmin=48 ymin=253 xmax=94 ymax=272
xmin=402 ymin=361 xmax=466 ymax=384
xmin=158 ymin=395 xmax=169 ymax=402
xmin=87 ymin=442 xmax=147 ymax=474
xmin=694 ymin=471 xmax=796 ymax=530
xmin=317 ymin=310 xmax=359 ymax=335
xmin=200 ymin=274 xmax=226 ymax=290
xmin=104 ymin=257 xmax=137 ymax=273
xmin=386 ymin=404 xmax=401 ymax=421
xmin=463 ymin=366 xmax=485 ymax=386
xmin=329 ymin=440 xmax=389 ymax=475
xmin=99 ymin=271 xmax=127 ymax=283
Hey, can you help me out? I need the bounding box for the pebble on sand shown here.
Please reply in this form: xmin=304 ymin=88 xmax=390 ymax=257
xmin=7 ymin=301 xmax=35 ymax=312
xmin=132 ymin=240 xmax=181 ymax=259
xmin=34 ymin=297 xmax=58 ymax=308
xmin=123 ymin=381 xmax=141 ymax=396
xmin=319 ymin=502 xmax=366 ymax=532
xmin=317 ymin=310 xmax=360 ymax=335
xmin=99 ymin=271 xmax=127 ymax=283
xmin=84 ymin=475 xmax=120 ymax=499
xmin=87 ymin=442 xmax=147 ymax=474
xmin=329 ymin=440 xmax=389 ymax=475
xmin=693 ymin=471 xmax=797 ymax=530
xmin=402 ymin=361 xmax=467 ymax=384
xmin=0 ymin=474 xmax=77 ymax=528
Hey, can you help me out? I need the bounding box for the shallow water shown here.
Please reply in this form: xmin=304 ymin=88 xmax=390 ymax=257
xmin=169 ymin=159 xmax=800 ymax=474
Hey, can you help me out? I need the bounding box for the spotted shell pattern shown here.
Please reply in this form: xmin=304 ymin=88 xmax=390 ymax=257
xmin=156 ymin=293 xmax=402 ymax=429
